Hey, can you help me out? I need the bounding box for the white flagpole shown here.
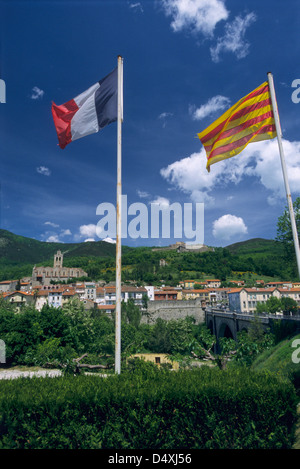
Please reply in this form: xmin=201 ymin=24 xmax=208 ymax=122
xmin=115 ymin=55 xmax=123 ymax=374
xmin=267 ymin=72 xmax=300 ymax=278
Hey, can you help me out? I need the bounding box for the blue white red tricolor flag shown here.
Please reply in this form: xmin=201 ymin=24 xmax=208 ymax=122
xmin=51 ymin=67 xmax=118 ymax=149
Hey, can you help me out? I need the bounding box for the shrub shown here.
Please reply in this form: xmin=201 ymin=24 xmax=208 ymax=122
xmin=0 ymin=368 xmax=297 ymax=449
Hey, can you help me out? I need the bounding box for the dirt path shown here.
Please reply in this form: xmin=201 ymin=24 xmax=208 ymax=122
xmin=0 ymin=369 xmax=62 ymax=379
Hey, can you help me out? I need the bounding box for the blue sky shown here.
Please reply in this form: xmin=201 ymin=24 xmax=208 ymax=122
xmin=0 ymin=0 xmax=300 ymax=248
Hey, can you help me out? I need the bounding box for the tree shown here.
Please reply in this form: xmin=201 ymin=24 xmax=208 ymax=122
xmin=276 ymin=196 xmax=300 ymax=275
xmin=256 ymin=296 xmax=282 ymax=315
xmin=122 ymin=299 xmax=141 ymax=329
xmin=233 ymin=329 xmax=274 ymax=366
xmin=280 ymin=297 xmax=298 ymax=316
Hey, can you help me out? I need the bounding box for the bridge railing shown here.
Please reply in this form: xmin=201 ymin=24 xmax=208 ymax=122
xmin=205 ymin=307 xmax=300 ymax=322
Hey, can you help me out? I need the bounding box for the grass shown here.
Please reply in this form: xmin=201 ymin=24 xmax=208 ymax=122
xmin=251 ymin=334 xmax=300 ymax=449
xmin=293 ymin=405 xmax=300 ymax=449
xmin=251 ymin=334 xmax=300 ymax=376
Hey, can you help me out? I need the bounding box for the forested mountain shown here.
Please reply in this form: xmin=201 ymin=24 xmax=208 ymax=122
xmin=0 ymin=230 xmax=295 ymax=283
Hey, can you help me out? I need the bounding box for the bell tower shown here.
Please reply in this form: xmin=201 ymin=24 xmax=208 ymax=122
xmin=54 ymin=250 xmax=63 ymax=269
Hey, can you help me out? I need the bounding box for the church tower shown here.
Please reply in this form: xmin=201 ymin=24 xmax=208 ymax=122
xmin=54 ymin=250 xmax=63 ymax=269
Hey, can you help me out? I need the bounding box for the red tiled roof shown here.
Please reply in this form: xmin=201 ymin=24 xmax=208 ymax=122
xmin=98 ymin=304 xmax=115 ymax=310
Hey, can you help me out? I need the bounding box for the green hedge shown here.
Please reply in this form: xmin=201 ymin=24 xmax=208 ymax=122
xmin=0 ymin=367 xmax=297 ymax=449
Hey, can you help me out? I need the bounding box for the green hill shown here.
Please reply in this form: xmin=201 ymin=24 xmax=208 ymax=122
xmin=0 ymin=230 xmax=294 ymax=283
xmin=225 ymin=238 xmax=285 ymax=257
xmin=252 ymin=333 xmax=300 ymax=377
xmin=0 ymin=229 xmax=119 ymax=265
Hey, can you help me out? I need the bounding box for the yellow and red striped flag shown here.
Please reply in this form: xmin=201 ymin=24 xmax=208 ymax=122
xmin=198 ymin=81 xmax=277 ymax=172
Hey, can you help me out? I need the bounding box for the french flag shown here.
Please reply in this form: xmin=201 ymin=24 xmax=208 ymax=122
xmin=51 ymin=67 xmax=118 ymax=149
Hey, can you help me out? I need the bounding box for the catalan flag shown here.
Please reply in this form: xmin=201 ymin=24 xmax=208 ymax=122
xmin=198 ymin=81 xmax=277 ymax=172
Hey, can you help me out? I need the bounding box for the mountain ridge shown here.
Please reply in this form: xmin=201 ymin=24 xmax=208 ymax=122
xmin=0 ymin=229 xmax=119 ymax=264
xmin=0 ymin=230 xmax=282 ymax=265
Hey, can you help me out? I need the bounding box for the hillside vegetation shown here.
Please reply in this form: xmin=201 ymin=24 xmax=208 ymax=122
xmin=0 ymin=230 xmax=295 ymax=283
xmin=252 ymin=334 xmax=300 ymax=384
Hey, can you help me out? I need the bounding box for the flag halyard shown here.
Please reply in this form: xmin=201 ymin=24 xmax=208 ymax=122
xmin=198 ymin=81 xmax=277 ymax=172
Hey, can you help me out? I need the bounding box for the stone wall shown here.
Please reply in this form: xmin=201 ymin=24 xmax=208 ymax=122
xmin=141 ymin=297 xmax=205 ymax=324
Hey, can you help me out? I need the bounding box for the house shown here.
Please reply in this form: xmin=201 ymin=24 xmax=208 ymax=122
xmin=206 ymin=279 xmax=221 ymax=288
xmin=208 ymin=287 xmax=232 ymax=307
xmin=265 ymin=281 xmax=293 ymax=289
xmin=75 ymin=283 xmax=85 ymax=299
xmin=98 ymin=285 xmax=148 ymax=306
xmin=20 ymin=282 xmax=31 ymax=292
xmin=228 ymin=288 xmax=279 ymax=313
xmin=82 ymin=299 xmax=96 ymax=311
xmin=182 ymin=289 xmax=210 ymax=307
xmin=84 ymin=282 xmax=96 ymax=301
xmin=227 ymin=280 xmax=245 ymax=287
xmin=62 ymin=288 xmax=78 ymax=304
xmin=277 ymin=288 xmax=300 ymax=306
xmin=35 ymin=289 xmax=49 ymax=311
xmin=193 ymin=281 xmax=209 ymax=288
xmin=0 ymin=280 xmax=18 ymax=293
xmin=159 ymin=259 xmax=168 ymax=267
xmin=154 ymin=289 xmax=178 ymax=301
xmin=48 ymin=288 xmax=65 ymax=308
xmin=97 ymin=304 xmax=116 ymax=315
xmin=144 ymin=285 xmax=155 ymax=301
xmin=255 ymin=280 xmax=265 ymax=286
xmin=128 ymin=353 xmax=179 ymax=370
xmin=122 ymin=286 xmax=148 ymax=305
xmin=182 ymin=280 xmax=197 ymax=289
xmin=3 ymin=291 xmax=35 ymax=311
xmin=96 ymin=286 xmax=105 ymax=304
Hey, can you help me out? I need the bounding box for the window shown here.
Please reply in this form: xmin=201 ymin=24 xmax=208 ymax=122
xmin=155 ymin=357 xmax=161 ymax=364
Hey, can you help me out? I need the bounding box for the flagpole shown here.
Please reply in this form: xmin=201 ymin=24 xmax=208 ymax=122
xmin=267 ymin=72 xmax=300 ymax=278
xmin=115 ymin=56 xmax=123 ymax=374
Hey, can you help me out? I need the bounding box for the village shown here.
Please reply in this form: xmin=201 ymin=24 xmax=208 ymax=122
xmin=1 ymin=250 xmax=300 ymax=317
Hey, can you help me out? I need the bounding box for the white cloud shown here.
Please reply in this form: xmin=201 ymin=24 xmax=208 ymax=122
xmin=60 ymin=229 xmax=72 ymax=237
xmin=158 ymin=112 xmax=173 ymax=127
xmin=212 ymin=214 xmax=248 ymax=240
xmin=79 ymin=224 xmax=99 ymax=239
xmin=161 ymin=0 xmax=229 ymax=37
xmin=30 ymin=86 xmax=45 ymax=100
xmin=129 ymin=2 xmax=143 ymax=13
xmin=160 ymin=139 xmax=300 ymax=205
xmin=84 ymin=238 xmax=95 ymax=242
xmin=103 ymin=237 xmax=116 ymax=244
xmin=190 ymin=95 xmax=230 ymax=121
xmin=37 ymin=166 xmax=51 ymax=176
xmin=46 ymin=235 xmax=60 ymax=243
xmin=210 ymin=13 xmax=256 ymax=62
xmin=44 ymin=221 xmax=59 ymax=228
xmin=137 ymin=189 xmax=150 ymax=199
xmin=160 ymin=2 xmax=256 ymax=63
xmin=160 ymin=149 xmax=219 ymax=206
xmin=150 ymin=196 xmax=170 ymax=207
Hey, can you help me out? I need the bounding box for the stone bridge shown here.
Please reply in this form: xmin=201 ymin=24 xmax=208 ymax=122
xmin=205 ymin=308 xmax=300 ymax=353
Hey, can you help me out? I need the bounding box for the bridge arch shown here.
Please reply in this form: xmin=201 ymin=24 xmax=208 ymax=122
xmin=207 ymin=319 xmax=214 ymax=335
xmin=218 ymin=323 xmax=234 ymax=340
